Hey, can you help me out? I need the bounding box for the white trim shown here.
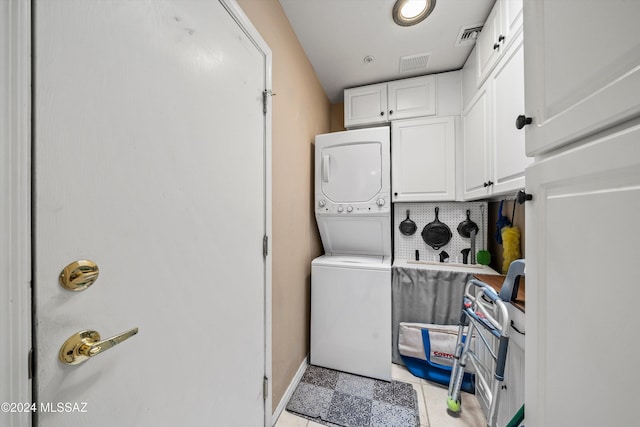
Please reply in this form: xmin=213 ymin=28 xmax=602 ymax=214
xmin=219 ymin=2 xmax=273 ymax=426
xmin=1 ymin=1 xmax=32 ymax=426
xmin=272 ymin=356 xmax=309 ymax=426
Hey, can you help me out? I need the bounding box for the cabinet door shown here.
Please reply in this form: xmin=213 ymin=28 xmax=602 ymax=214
xmin=476 ymin=2 xmax=501 ymax=87
xmin=497 ymin=340 xmax=524 ymax=427
xmin=391 ymin=116 xmax=456 ymax=202
xmin=499 ymin=0 xmax=523 ymax=52
xmin=462 ymin=86 xmax=490 ymax=200
xmin=387 ymin=75 xmax=436 ymax=121
xmin=524 ymin=0 xmax=640 ymax=155
xmin=461 ymin=45 xmax=478 ymax=111
xmin=526 ymin=121 xmax=640 ymax=426
xmin=491 ymin=34 xmax=531 ymax=196
xmin=344 ymin=83 xmax=387 ymax=128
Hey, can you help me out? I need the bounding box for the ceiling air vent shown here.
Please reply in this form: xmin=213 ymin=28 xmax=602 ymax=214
xmin=455 ymin=24 xmax=483 ymax=47
xmin=399 ymin=53 xmax=430 ymax=74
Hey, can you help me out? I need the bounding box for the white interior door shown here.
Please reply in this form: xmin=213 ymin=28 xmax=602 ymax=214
xmin=34 ymin=1 xmax=268 ymax=426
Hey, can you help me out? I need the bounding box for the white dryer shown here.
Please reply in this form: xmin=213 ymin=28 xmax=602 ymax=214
xmin=311 ymin=127 xmax=392 ymax=381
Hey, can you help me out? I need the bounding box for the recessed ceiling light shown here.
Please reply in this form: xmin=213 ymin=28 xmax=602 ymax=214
xmin=392 ymin=0 xmax=436 ymax=27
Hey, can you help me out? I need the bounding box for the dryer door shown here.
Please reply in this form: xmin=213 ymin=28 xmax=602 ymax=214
xmin=320 ymin=142 xmax=381 ymax=203
xmin=316 ymin=128 xmax=390 ymax=205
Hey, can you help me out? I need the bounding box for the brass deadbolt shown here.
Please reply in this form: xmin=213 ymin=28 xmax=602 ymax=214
xmin=59 ymin=260 xmax=99 ymax=291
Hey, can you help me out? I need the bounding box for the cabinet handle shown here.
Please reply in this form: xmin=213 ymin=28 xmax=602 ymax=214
xmin=394 ymin=192 xmax=398 ymax=197
xmin=380 ymin=111 xmax=384 ymax=116
xmin=389 ymin=110 xmax=394 ymax=115
xmin=516 ymin=190 xmax=533 ymax=204
xmin=510 ymin=320 xmax=525 ymax=335
xmin=483 ymin=181 xmax=494 ymax=188
xmin=515 ymin=115 xmax=533 ymax=129
xmin=493 ymin=43 xmax=500 ymax=50
xmin=498 ymin=35 xmax=505 ymax=43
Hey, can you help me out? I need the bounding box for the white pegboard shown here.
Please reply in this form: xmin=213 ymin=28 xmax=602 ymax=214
xmin=393 ymin=201 xmax=488 ymax=263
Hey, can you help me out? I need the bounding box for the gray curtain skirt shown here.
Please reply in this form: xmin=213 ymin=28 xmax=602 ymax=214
xmin=391 ymin=267 xmax=472 ymax=364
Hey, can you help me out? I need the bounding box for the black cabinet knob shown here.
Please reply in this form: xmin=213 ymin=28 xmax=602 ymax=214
xmin=516 ymin=190 xmax=533 ymax=204
xmin=394 ymin=192 xmax=398 ymax=197
xmin=493 ymin=43 xmax=500 ymax=50
xmin=483 ymin=181 xmax=494 ymax=188
xmin=389 ymin=110 xmax=394 ymax=115
xmin=380 ymin=111 xmax=384 ymax=116
xmin=498 ymin=35 xmax=505 ymax=42
xmin=516 ymin=115 xmax=533 ymax=129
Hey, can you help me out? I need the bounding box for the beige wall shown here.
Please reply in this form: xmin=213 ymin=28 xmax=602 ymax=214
xmin=236 ymin=0 xmax=329 ymax=412
xmin=330 ymin=102 xmax=346 ymax=132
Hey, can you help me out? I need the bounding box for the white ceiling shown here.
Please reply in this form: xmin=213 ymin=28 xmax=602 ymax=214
xmin=279 ymin=0 xmax=495 ymax=104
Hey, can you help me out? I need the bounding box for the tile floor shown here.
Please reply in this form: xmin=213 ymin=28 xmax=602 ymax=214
xmin=275 ymin=364 xmax=486 ymax=427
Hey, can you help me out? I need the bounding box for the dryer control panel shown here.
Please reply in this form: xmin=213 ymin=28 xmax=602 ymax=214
xmin=316 ymin=197 xmax=390 ymax=215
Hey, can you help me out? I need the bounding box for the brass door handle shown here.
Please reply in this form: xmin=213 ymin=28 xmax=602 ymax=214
xmin=59 ymin=327 xmax=139 ymax=365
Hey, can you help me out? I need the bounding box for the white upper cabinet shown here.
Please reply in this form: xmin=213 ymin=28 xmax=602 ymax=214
xmin=475 ymin=2 xmax=502 ymax=88
xmin=476 ymin=0 xmax=523 ymax=87
xmin=523 ymin=0 xmax=640 ymax=155
xmin=343 ymin=83 xmax=388 ymax=127
xmin=391 ymin=116 xmax=456 ymax=202
xmin=462 ymin=85 xmax=490 ymax=199
xmin=490 ymin=35 xmax=531 ymax=195
xmin=463 ymin=33 xmax=530 ymax=200
xmin=387 ymin=75 xmax=436 ymax=121
xmin=344 ymin=72 xmax=460 ymax=129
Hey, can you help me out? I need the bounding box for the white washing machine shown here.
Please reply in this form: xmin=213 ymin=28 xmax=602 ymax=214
xmin=311 ymin=127 xmax=392 ymax=381
xmin=311 ymin=255 xmax=391 ymax=381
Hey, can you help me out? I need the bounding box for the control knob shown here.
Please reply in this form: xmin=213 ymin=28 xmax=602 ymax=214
xmin=376 ymin=198 xmax=385 ymax=207
xmin=347 ymin=206 xmax=353 ymax=213
xmin=337 ymin=206 xmax=344 ymax=213
xmin=318 ymin=200 xmax=326 ymax=208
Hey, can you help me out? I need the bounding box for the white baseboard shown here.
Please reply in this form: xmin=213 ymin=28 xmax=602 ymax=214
xmin=272 ymin=355 xmax=309 ymax=426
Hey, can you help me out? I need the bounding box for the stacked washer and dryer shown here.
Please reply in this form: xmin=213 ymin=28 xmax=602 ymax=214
xmin=311 ymin=127 xmax=392 ymax=381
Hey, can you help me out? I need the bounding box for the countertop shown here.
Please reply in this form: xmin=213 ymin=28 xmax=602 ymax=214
xmin=393 ymin=259 xmax=500 ymax=275
xmin=474 ymin=273 xmax=525 ymax=313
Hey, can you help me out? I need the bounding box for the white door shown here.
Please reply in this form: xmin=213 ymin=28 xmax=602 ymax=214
xmin=525 ymin=121 xmax=640 ymax=426
xmin=34 ymin=1 xmax=269 ymax=426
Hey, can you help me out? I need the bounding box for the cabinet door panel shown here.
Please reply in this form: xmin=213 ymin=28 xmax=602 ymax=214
xmin=387 ymin=75 xmax=436 ymax=120
xmin=476 ymin=2 xmax=501 ymax=87
xmin=391 ymin=116 xmax=455 ymax=202
xmin=462 ymin=87 xmax=490 ymax=199
xmin=500 ymin=0 xmax=523 ymax=52
xmin=524 ymin=0 xmax=640 ymax=155
xmin=526 ymin=121 xmax=640 ymax=426
xmin=344 ymin=83 xmax=387 ymax=128
xmin=492 ymin=35 xmax=531 ymax=195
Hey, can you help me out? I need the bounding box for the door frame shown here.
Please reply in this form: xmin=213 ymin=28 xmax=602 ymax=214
xmin=0 ymin=1 xmax=272 ymax=425
xmin=1 ymin=1 xmax=32 ymax=426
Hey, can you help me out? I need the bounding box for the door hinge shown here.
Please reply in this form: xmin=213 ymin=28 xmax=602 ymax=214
xmin=263 ymin=235 xmax=269 ymax=257
xmin=28 ymin=348 xmax=33 ymax=379
xmin=262 ymin=90 xmax=275 ymax=114
xmin=263 ymin=376 xmax=269 ymax=400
